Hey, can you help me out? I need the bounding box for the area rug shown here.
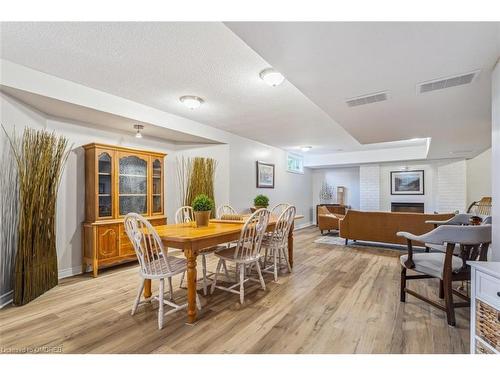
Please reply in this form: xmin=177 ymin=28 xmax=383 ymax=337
xmin=314 ymin=232 xmax=411 ymax=251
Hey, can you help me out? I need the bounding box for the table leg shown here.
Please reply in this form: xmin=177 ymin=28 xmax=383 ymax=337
xmin=144 ymin=279 xmax=152 ymax=299
xmin=288 ymin=222 xmax=294 ymax=268
xmin=185 ymin=244 xmax=198 ymax=324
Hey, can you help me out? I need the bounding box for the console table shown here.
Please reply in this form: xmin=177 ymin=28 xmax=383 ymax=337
xmin=468 ymin=261 xmax=500 ymax=354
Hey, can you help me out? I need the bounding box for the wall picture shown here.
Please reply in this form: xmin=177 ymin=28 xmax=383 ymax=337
xmin=256 ymin=161 xmax=275 ymax=188
xmin=391 ymin=170 xmax=424 ymax=195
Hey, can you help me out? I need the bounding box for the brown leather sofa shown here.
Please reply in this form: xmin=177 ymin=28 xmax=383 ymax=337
xmin=339 ymin=210 xmax=454 ymax=246
xmin=317 ymin=205 xmax=345 ymax=234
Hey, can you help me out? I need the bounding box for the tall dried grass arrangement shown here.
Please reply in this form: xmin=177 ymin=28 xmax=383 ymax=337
xmin=176 ymin=156 xmax=217 ymax=217
xmin=2 ymin=126 xmax=70 ymax=305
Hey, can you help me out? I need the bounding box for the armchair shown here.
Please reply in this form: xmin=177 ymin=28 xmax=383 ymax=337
xmin=397 ymin=224 xmax=491 ymax=326
xmin=317 ymin=205 xmax=345 ymax=234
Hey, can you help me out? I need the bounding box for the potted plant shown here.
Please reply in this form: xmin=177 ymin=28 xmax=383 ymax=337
xmin=253 ymin=194 xmax=270 ymax=211
xmin=192 ymin=194 xmax=214 ymax=227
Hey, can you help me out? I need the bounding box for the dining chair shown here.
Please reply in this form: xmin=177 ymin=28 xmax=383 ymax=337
xmin=124 ymin=213 xmax=201 ymax=330
xmin=397 ymin=224 xmax=491 ymax=326
xmin=217 ymin=204 xmax=237 ymax=219
xmin=270 ymin=203 xmax=290 ymax=218
xmin=174 ymin=206 xmax=226 ymax=295
xmin=211 ymin=208 xmax=270 ymax=304
xmin=261 ymin=205 xmax=296 ymax=281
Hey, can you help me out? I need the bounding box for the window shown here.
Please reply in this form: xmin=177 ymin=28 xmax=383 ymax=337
xmin=287 ymin=153 xmax=304 ymax=174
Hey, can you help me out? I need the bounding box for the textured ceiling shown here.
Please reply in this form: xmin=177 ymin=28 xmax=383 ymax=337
xmin=226 ymin=22 xmax=500 ymax=159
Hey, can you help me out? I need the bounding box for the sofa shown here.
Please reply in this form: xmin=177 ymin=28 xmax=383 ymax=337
xmin=339 ymin=210 xmax=454 ymax=246
xmin=317 ymin=205 xmax=345 ymax=234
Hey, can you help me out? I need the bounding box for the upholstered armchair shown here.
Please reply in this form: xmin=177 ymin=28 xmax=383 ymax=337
xmin=397 ymin=224 xmax=491 ymax=326
xmin=317 ymin=205 xmax=345 ymax=234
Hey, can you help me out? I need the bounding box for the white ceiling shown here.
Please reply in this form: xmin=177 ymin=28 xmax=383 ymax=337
xmin=0 ymin=86 xmax=217 ymax=144
xmin=0 ymin=22 xmax=498 ymax=160
xmin=226 ymin=22 xmax=500 ymax=158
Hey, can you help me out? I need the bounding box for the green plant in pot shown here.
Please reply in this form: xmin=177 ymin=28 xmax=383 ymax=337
xmin=253 ymin=194 xmax=269 ymax=210
xmin=192 ymin=194 xmax=214 ymax=227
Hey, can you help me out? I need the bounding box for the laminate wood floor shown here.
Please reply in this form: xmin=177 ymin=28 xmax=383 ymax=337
xmin=0 ymin=227 xmax=469 ymax=354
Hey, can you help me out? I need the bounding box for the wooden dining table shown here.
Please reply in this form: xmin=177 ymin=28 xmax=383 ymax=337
xmin=143 ymin=215 xmax=304 ymax=323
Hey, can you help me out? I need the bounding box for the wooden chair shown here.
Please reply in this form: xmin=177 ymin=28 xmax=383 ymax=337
xmin=217 ymin=204 xmax=237 ymax=219
xmin=397 ymin=224 xmax=491 ymax=326
xmin=261 ymin=205 xmax=296 ymax=281
xmin=270 ymin=203 xmax=290 ymax=218
xmin=211 ymin=209 xmax=270 ymax=304
xmin=124 ymin=213 xmax=201 ymax=330
xmin=174 ymin=206 xmax=225 ymax=295
xmin=467 ymin=196 xmax=492 ymax=216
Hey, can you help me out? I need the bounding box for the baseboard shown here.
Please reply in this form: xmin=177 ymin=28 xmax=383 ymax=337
xmin=0 ymin=290 xmax=13 ymax=309
xmin=58 ymin=265 xmax=83 ymax=279
xmin=294 ymin=221 xmax=313 ymax=230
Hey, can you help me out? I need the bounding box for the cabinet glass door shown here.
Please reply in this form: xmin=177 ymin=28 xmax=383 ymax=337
xmin=152 ymin=158 xmax=162 ymax=214
xmin=98 ymin=152 xmax=113 ymax=218
xmin=119 ymin=154 xmax=148 ymax=215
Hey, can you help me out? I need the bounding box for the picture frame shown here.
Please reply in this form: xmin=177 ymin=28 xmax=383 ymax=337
xmin=256 ymin=161 xmax=275 ymax=188
xmin=390 ymin=170 xmax=424 ymax=195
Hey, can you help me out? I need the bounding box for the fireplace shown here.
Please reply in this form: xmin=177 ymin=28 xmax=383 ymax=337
xmin=391 ymin=202 xmax=424 ymax=213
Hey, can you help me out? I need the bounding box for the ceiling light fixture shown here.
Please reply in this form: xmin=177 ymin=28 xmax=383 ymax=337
xmin=134 ymin=124 xmax=144 ymax=138
xmin=260 ymin=68 xmax=285 ymax=87
xmin=180 ymin=95 xmax=204 ymax=110
xmin=300 ymin=146 xmax=312 ymax=152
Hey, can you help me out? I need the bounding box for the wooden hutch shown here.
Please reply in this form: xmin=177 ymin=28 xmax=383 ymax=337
xmin=82 ymin=143 xmax=167 ymax=277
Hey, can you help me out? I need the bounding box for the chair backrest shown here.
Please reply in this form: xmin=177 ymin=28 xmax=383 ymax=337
xmin=234 ymin=208 xmax=270 ymax=261
xmin=467 ymin=197 xmax=492 ymax=216
xmin=124 ymin=213 xmax=173 ymax=276
xmin=271 ymin=203 xmax=290 ymax=218
xmin=217 ymin=204 xmax=237 ymax=218
xmin=175 ymin=206 xmax=194 ymax=224
xmin=269 ymin=205 xmax=296 ymax=247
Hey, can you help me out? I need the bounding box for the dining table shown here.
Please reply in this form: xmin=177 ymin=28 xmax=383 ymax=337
xmin=143 ymin=214 xmax=304 ymax=323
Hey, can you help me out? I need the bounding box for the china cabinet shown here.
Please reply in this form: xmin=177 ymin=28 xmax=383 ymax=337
xmin=82 ymin=143 xmax=167 ymax=276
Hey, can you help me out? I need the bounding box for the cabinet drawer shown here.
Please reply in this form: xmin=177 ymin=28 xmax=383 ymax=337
xmin=476 ymin=300 xmax=500 ymax=351
xmin=476 ymin=270 xmax=500 ymax=310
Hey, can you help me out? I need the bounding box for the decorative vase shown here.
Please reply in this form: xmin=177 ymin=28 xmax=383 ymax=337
xmin=194 ymin=210 xmax=211 ymax=227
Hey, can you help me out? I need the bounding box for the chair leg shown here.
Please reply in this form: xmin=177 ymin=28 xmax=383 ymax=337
xmin=202 ymin=254 xmax=208 ymax=296
xmin=320 ymin=230 xmax=323 ymax=235
xmin=263 ymin=248 xmax=268 ymax=268
xmin=168 ymin=277 xmax=174 ymax=301
xmin=400 ymin=267 xmax=407 ymax=302
xmin=425 ymin=246 xmax=430 ymax=253
xmin=179 ymin=271 xmax=185 ymax=288
xmin=273 ymin=249 xmax=278 ymax=282
xmin=195 ymin=293 xmax=202 ymax=310
xmin=439 ymin=279 xmax=444 ymax=299
xmin=443 ymin=276 xmax=456 ymax=326
xmin=211 ymin=259 xmax=223 ymax=294
xmin=282 ymin=248 xmax=292 ymax=273
xmin=158 ymin=279 xmax=164 ymax=330
xmin=222 ymin=259 xmax=230 ymax=281
xmin=255 ymin=261 xmax=266 ymax=291
xmin=131 ymin=278 xmax=145 ymax=315
xmin=345 ymin=238 xmax=348 ymax=245
xmin=239 ymin=264 xmax=245 ymax=304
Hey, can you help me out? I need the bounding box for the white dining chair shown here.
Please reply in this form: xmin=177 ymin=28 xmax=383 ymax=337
xmin=217 ymin=204 xmax=237 ymax=218
xmin=270 ymin=203 xmax=290 ymax=218
xmin=124 ymin=213 xmax=201 ymax=330
xmin=211 ymin=208 xmax=270 ymax=304
xmin=261 ymin=205 xmax=296 ymax=281
xmin=175 ymin=206 xmax=227 ymax=295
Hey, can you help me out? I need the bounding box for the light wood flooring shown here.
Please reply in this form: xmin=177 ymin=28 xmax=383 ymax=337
xmin=0 ymin=227 xmax=469 ymax=354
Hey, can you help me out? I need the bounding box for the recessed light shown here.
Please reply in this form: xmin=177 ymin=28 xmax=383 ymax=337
xmin=300 ymin=146 xmax=312 ymax=152
xmin=260 ymin=68 xmax=285 ymax=87
xmin=180 ymin=95 xmax=204 ymax=110
xmin=134 ymin=124 xmax=144 ymax=138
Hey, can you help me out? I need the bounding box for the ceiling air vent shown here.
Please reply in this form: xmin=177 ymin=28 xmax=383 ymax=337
xmin=417 ymin=70 xmax=480 ymax=94
xmin=346 ymin=91 xmax=388 ymax=107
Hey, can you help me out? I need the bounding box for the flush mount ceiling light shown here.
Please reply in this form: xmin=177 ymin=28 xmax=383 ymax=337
xmin=180 ymin=95 xmax=204 ymax=110
xmin=260 ymin=68 xmax=285 ymax=87
xmin=134 ymin=124 xmax=144 ymax=138
xmin=300 ymin=146 xmax=312 ymax=152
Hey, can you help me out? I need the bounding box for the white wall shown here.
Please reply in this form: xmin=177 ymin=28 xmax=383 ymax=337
xmin=492 ymin=61 xmax=500 ymax=261
xmin=466 ymin=148 xmax=492 ymax=206
xmin=312 ymin=167 xmax=360 ymax=223
xmin=360 ymin=165 xmax=381 ymax=211
xmin=0 ymin=91 xmax=313 ymax=301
